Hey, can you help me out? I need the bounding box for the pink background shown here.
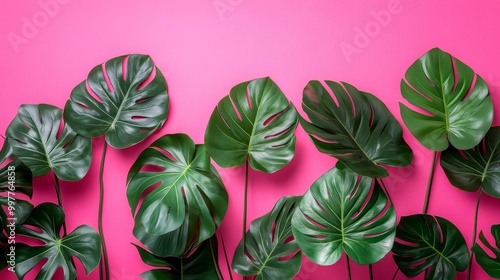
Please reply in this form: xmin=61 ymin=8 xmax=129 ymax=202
xmin=1 ymin=0 xmax=500 ymax=279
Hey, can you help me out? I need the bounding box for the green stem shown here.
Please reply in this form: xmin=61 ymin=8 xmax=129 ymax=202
xmin=98 ymin=142 xmax=110 ymax=280
xmin=219 ymin=231 xmax=233 ymax=280
xmin=467 ymin=189 xmax=482 ymax=280
xmin=209 ymin=237 xmax=224 ymax=280
xmin=392 ymin=268 xmax=399 ymax=280
xmin=422 ymin=151 xmax=438 ymax=214
xmin=242 ymin=160 xmax=249 ymax=280
xmin=53 ymin=174 xmax=68 ymax=236
xmin=377 ymin=178 xmax=393 ymax=206
xmin=346 ymin=256 xmax=352 ymax=280
xmin=369 ymin=264 xmax=374 ymax=280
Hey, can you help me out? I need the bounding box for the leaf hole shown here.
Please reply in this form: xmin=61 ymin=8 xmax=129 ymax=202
xmin=151 ymin=147 xmax=178 ymax=162
xmin=137 ymin=65 xmax=156 ymax=90
xmin=131 ymin=116 xmax=148 ymax=120
xmin=217 ymin=107 xmax=231 ymax=129
xmin=395 ymin=237 xmax=419 ymax=247
xmin=138 ymin=164 xmax=166 ymax=173
xmin=340 ymin=83 xmax=357 ymax=117
xmin=76 ymin=102 xmax=93 ymax=111
xmin=278 ymin=251 xmax=298 ymax=262
xmin=85 ymin=81 xmax=104 ymax=103
xmin=271 ymin=222 xmax=276 ymax=243
xmin=283 ymin=235 xmax=295 ymax=244
xmin=246 ymin=88 xmax=252 ymax=109
xmin=461 ymin=73 xmax=477 ymax=102
xmin=122 ymin=55 xmax=129 ymax=81
xmin=101 ymin=63 xmax=115 ymax=93
xmin=304 ymin=214 xmax=327 ymax=229
xmin=265 ymin=125 xmax=293 ymax=140
xmin=229 ymin=94 xmax=242 ymax=121
xmin=62 ymin=136 xmax=75 ymax=149
xmin=135 ymin=97 xmax=152 ymax=104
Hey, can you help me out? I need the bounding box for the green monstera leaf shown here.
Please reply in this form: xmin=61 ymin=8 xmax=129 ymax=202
xmin=64 ymin=54 xmax=169 ymax=149
xmin=127 ymin=134 xmax=228 ymax=246
xmin=300 ymin=80 xmax=412 ymax=178
xmin=232 ymin=196 xmax=302 ymax=279
xmin=205 ymin=77 xmax=298 ymax=173
xmin=400 ymin=48 xmax=493 ymax=151
xmin=472 ymin=225 xmax=500 ymax=278
xmin=14 ymin=203 xmax=101 ymax=280
xmin=0 ymin=140 xmax=33 ymax=198
xmin=6 ymin=104 xmax=92 ymax=181
xmin=291 ymin=168 xmax=396 ymax=265
xmin=441 ymin=127 xmax=500 ymax=197
xmin=392 ymin=214 xmax=469 ymax=280
xmin=134 ymin=236 xmax=222 ymax=280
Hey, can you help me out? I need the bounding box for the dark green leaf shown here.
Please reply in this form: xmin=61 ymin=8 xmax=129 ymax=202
xmin=64 ymin=54 xmax=169 ymax=149
xmin=472 ymin=224 xmax=500 ymax=278
xmin=400 ymin=48 xmax=493 ymax=151
xmin=301 ymin=80 xmax=412 ymax=178
xmin=232 ymin=196 xmax=301 ymax=279
xmin=291 ymin=168 xmax=396 ymax=265
xmin=392 ymin=214 xmax=469 ymax=280
xmin=14 ymin=203 xmax=101 ymax=280
xmin=6 ymin=104 xmax=91 ymax=181
xmin=205 ymin=77 xmax=298 ymax=173
xmin=127 ymin=134 xmax=228 ymax=241
xmin=135 ymin=236 xmax=221 ymax=280
xmin=441 ymin=126 xmax=500 ymax=197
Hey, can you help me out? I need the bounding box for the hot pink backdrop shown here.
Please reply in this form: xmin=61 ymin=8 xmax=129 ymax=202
xmin=1 ymin=0 xmax=499 ymax=279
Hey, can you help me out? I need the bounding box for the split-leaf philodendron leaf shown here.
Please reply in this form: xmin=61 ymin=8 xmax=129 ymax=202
xmin=14 ymin=203 xmax=101 ymax=280
xmin=441 ymin=126 xmax=500 ymax=197
xmin=127 ymin=134 xmax=228 ymax=255
xmin=6 ymin=104 xmax=92 ymax=181
xmin=291 ymin=168 xmax=396 ymax=265
xmin=400 ymin=47 xmax=493 ymax=151
xmin=300 ymin=80 xmax=412 ymax=178
xmin=392 ymin=214 xmax=469 ymax=280
xmin=64 ymin=54 xmax=169 ymax=149
xmin=232 ymin=196 xmax=302 ymax=279
xmin=205 ymin=77 xmax=298 ymax=173
xmin=472 ymin=224 xmax=500 ymax=278
xmin=134 ymin=236 xmax=221 ymax=280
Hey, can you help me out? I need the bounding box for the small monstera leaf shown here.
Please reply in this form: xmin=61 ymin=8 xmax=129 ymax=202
xmin=14 ymin=203 xmax=101 ymax=280
xmin=6 ymin=104 xmax=91 ymax=181
xmin=0 ymin=140 xmax=33 ymax=198
xmin=441 ymin=127 xmax=500 ymax=197
xmin=134 ymin=236 xmax=221 ymax=280
xmin=472 ymin=225 xmax=500 ymax=278
xmin=64 ymin=54 xmax=169 ymax=149
xmin=400 ymin=48 xmax=493 ymax=151
xmin=291 ymin=168 xmax=396 ymax=265
xmin=127 ymin=134 xmax=228 ymax=239
xmin=300 ymin=80 xmax=412 ymax=178
xmin=205 ymin=77 xmax=298 ymax=173
xmin=232 ymin=196 xmax=302 ymax=279
xmin=392 ymin=214 xmax=469 ymax=280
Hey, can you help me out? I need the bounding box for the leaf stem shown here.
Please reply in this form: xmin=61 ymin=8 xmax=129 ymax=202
xmin=209 ymin=236 xmax=224 ymax=280
xmin=53 ymin=174 xmax=68 ymax=236
xmin=422 ymin=151 xmax=438 ymax=214
xmin=467 ymin=189 xmax=483 ymax=280
xmin=98 ymin=141 xmax=110 ymax=280
xmin=346 ymin=255 xmax=352 ymax=280
xmin=219 ymin=231 xmax=234 ymax=280
xmin=242 ymin=160 xmax=249 ymax=280
xmin=369 ymin=264 xmax=374 ymax=280
xmin=392 ymin=268 xmax=399 ymax=280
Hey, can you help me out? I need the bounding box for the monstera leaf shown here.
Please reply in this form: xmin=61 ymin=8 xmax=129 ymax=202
xmin=134 ymin=236 xmax=221 ymax=280
xmin=300 ymin=81 xmax=412 ymax=178
xmin=232 ymin=196 xmax=302 ymax=279
xmin=291 ymin=168 xmax=396 ymax=265
xmin=64 ymin=54 xmax=169 ymax=149
xmin=441 ymin=127 xmax=500 ymax=197
xmin=392 ymin=214 xmax=469 ymax=280
xmin=205 ymin=77 xmax=298 ymax=173
xmin=127 ymin=134 xmax=228 ymax=239
xmin=0 ymin=140 xmax=33 ymax=197
xmin=472 ymin=224 xmax=500 ymax=278
xmin=14 ymin=203 xmax=101 ymax=280
xmin=400 ymin=48 xmax=493 ymax=151
xmin=6 ymin=104 xmax=91 ymax=181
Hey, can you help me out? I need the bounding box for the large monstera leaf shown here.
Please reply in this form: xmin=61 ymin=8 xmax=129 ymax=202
xmin=291 ymin=168 xmax=396 ymax=265
xmin=441 ymin=127 xmax=500 ymax=197
xmin=232 ymin=196 xmax=302 ymax=279
xmin=127 ymin=134 xmax=228 ymax=241
xmin=392 ymin=214 xmax=469 ymax=280
xmin=6 ymin=104 xmax=92 ymax=181
xmin=205 ymin=77 xmax=298 ymax=173
xmin=134 ymin=236 xmax=221 ymax=280
xmin=472 ymin=225 xmax=500 ymax=278
xmin=400 ymin=48 xmax=493 ymax=151
xmin=300 ymin=81 xmax=412 ymax=178
xmin=14 ymin=203 xmax=101 ymax=280
xmin=64 ymin=54 xmax=169 ymax=149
